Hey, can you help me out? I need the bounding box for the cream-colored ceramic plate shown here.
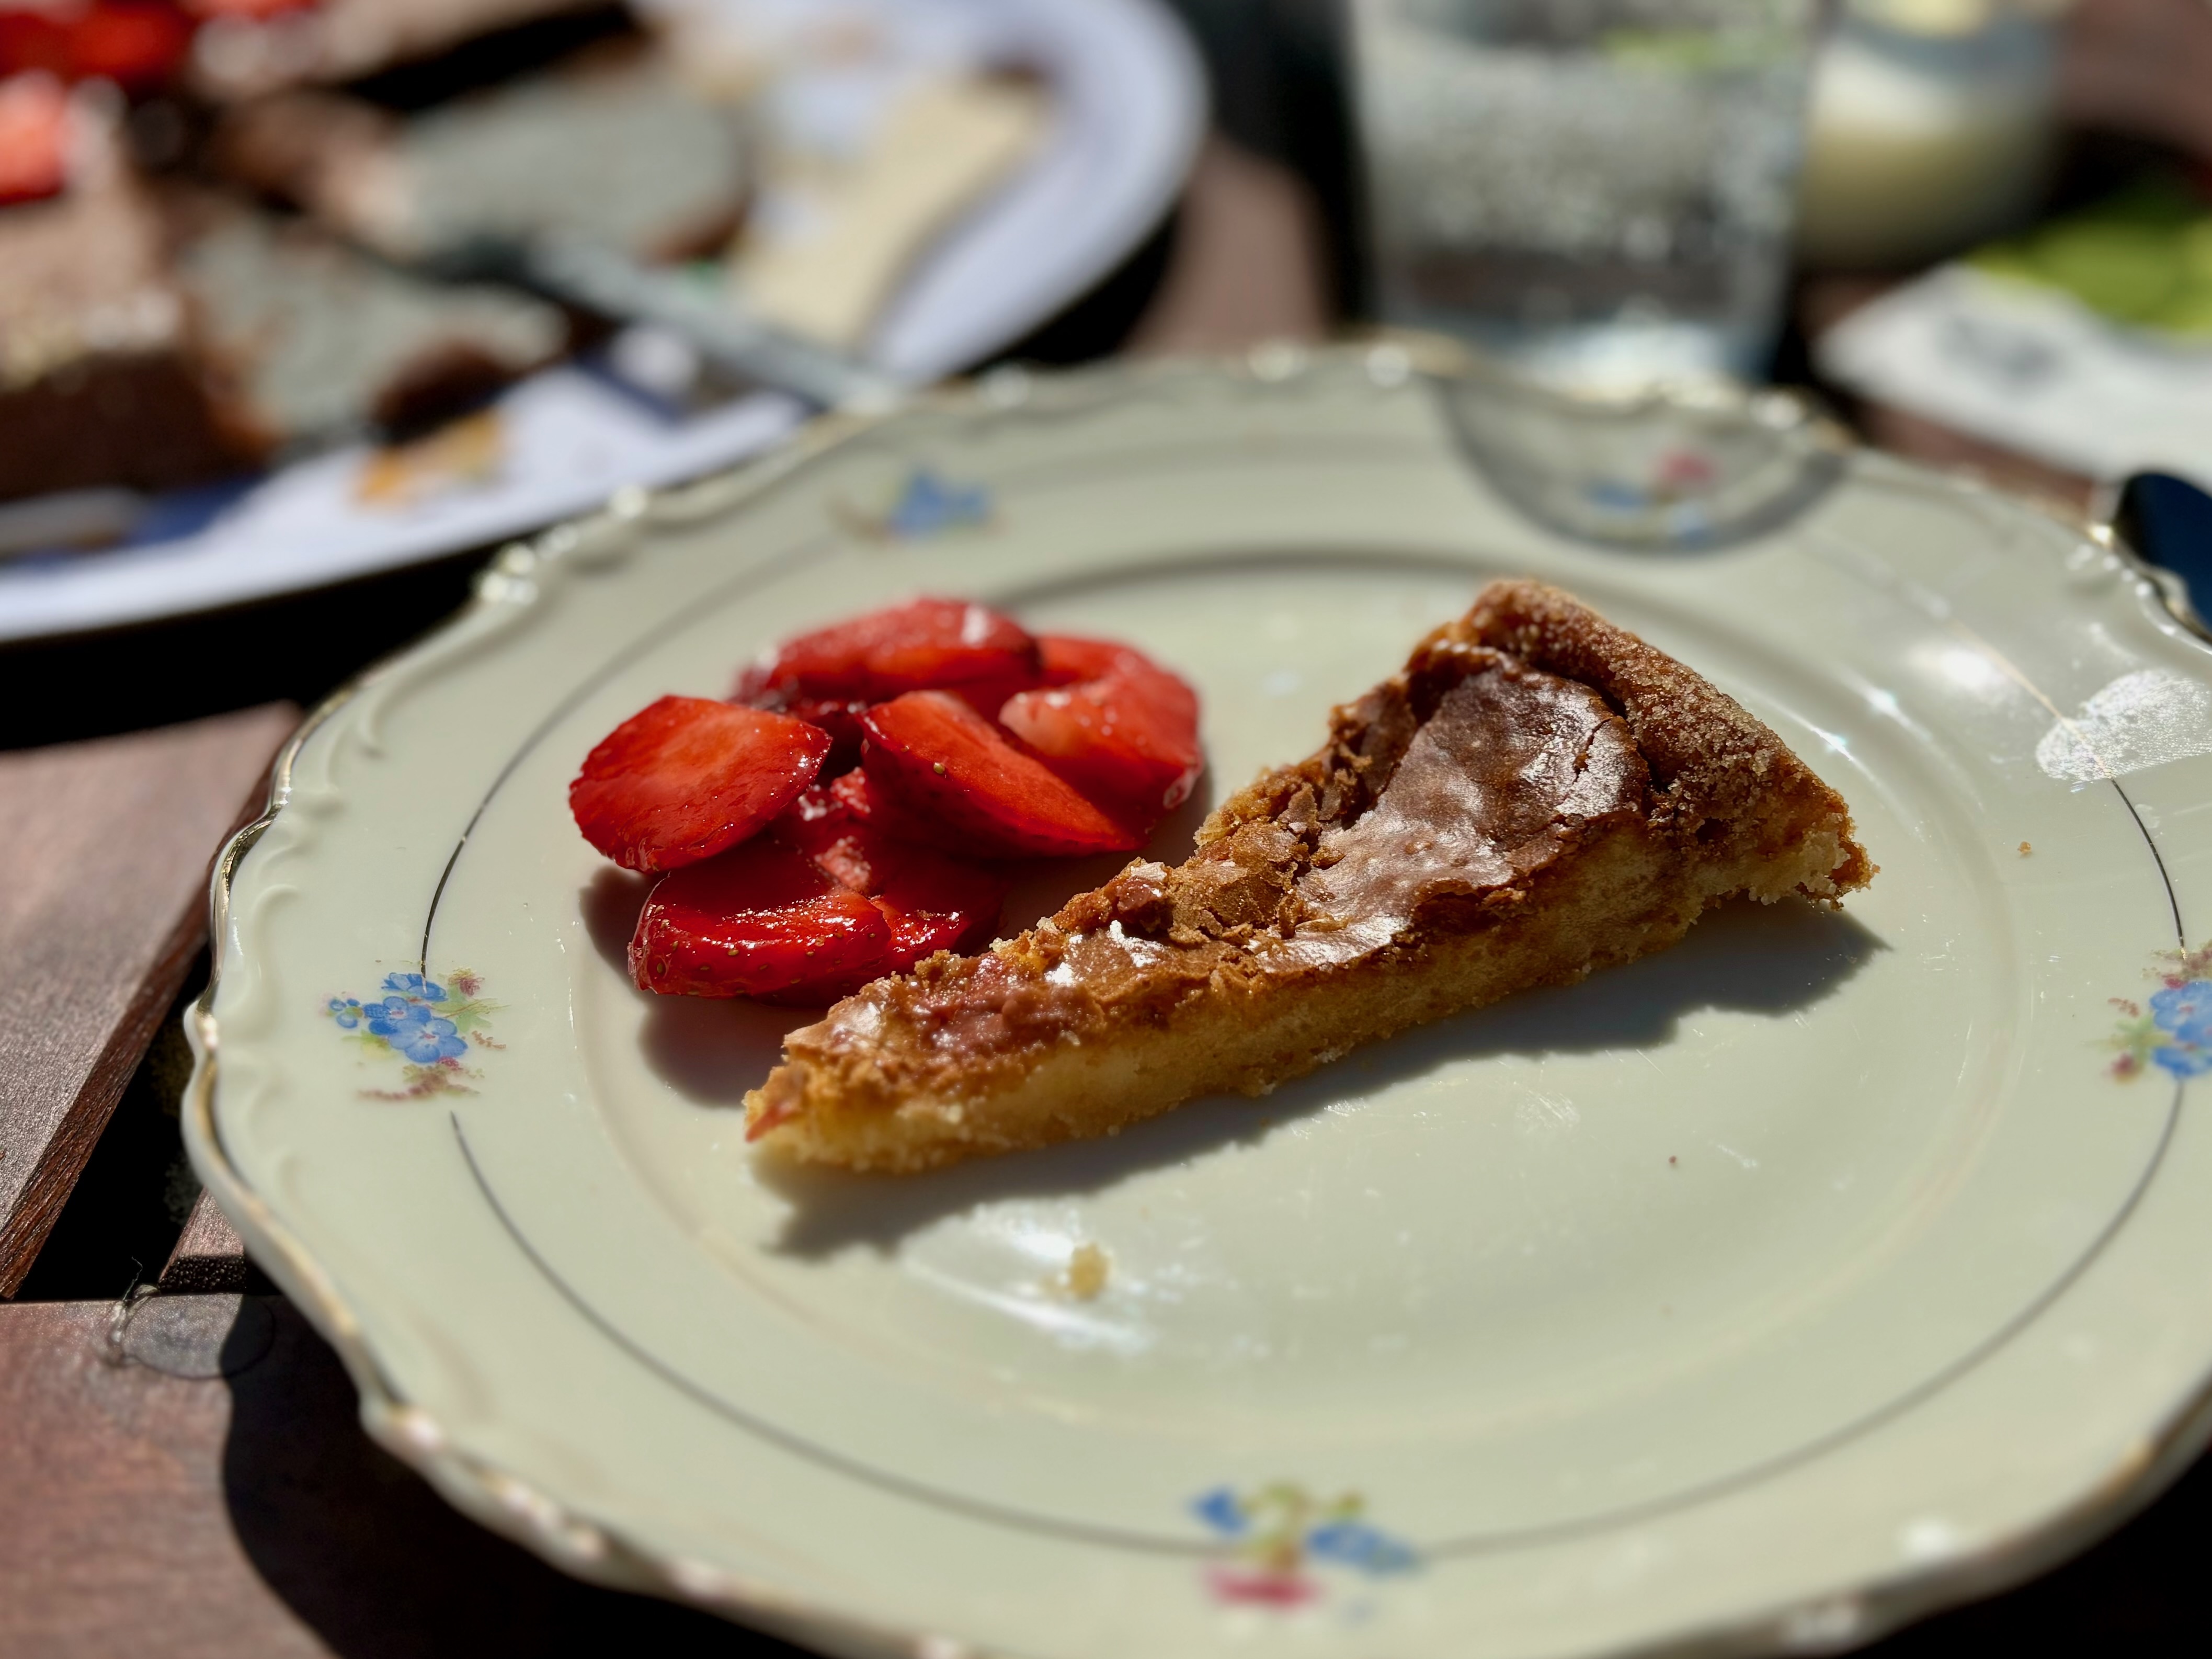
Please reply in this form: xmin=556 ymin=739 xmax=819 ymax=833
xmin=188 ymin=348 xmax=2212 ymax=1659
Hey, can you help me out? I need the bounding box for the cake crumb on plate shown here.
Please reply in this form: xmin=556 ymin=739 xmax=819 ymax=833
xmin=1057 ymin=1242 xmax=1111 ymax=1300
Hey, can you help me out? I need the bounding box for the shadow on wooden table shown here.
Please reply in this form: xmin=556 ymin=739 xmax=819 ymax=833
xmin=220 ymin=1299 xmax=809 ymax=1656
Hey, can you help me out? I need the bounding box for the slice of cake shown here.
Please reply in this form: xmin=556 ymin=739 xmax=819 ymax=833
xmin=186 ymin=0 xmax=619 ymax=104
xmin=745 ymin=580 xmax=1874 ymax=1173
xmin=168 ymin=192 xmax=568 ymax=447
xmin=0 ymin=88 xmax=249 ymax=505
xmin=210 ymin=44 xmax=752 ymax=267
xmin=0 ymin=100 xmax=567 ymax=510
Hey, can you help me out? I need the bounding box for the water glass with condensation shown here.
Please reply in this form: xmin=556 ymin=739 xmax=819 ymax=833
xmin=1351 ymin=0 xmax=1823 ymax=390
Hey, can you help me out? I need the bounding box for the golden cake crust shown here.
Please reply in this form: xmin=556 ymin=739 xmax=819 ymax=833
xmin=745 ymin=580 xmax=1873 ymax=1171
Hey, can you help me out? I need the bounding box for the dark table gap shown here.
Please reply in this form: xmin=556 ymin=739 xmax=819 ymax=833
xmin=996 ymin=206 xmax=1180 ymax=368
xmin=1869 ymin=1450 xmax=2212 ymax=1650
xmin=0 ymin=547 xmax=493 ymax=752
xmin=13 ymin=956 xmax=211 ymax=1303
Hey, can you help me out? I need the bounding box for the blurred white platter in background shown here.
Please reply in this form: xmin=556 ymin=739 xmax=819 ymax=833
xmin=0 ymin=0 xmax=1202 ymax=643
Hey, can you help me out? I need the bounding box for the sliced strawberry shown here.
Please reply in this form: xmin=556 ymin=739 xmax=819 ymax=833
xmin=186 ymin=0 xmax=320 ymax=19
xmin=826 ymin=766 xmax=881 ymax=823
xmin=756 ymin=801 xmax=1008 ymax=999
xmin=777 ymin=785 xmax=1009 ymax=942
xmin=630 ymin=839 xmax=891 ymax=997
xmin=0 ymin=74 xmax=69 ymax=207
xmin=1000 ymin=637 xmax=1203 ymax=822
xmin=871 ymin=848 xmax=1008 ymax=963
xmin=942 ymin=669 xmax=1047 ymax=725
xmin=772 ymin=783 xmax=874 ymax=890
xmin=776 ymin=695 xmax=869 ymax=775
xmin=729 ymin=660 xmax=874 ymax=776
xmin=1035 ymin=633 xmax=1129 ymax=686
xmin=743 ymin=597 xmax=1039 ymax=702
xmin=571 ymin=695 xmax=830 ymax=873
xmin=823 ymin=759 xmax=949 ymax=846
xmin=1030 ymin=637 xmax=1201 ymax=734
xmin=0 ymin=18 xmax=74 ymax=82
xmin=67 ymin=3 xmax=193 ymax=90
xmin=859 ymin=690 xmax=1143 ymax=858
xmin=730 ymin=658 xmax=773 ymax=702
xmin=3 ymin=4 xmax=198 ymax=94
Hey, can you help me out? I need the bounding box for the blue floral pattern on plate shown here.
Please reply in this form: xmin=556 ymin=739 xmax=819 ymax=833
xmin=325 ymin=970 xmax=500 ymax=1099
xmin=835 ymin=467 xmax=993 ymax=541
xmin=2108 ymin=944 xmax=2212 ymax=1078
xmin=1190 ymin=1481 xmax=1417 ymax=1608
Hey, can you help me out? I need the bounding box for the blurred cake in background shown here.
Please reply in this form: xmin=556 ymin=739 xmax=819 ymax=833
xmin=186 ymin=0 xmax=613 ymax=103
xmin=209 ymin=38 xmax=754 ymax=264
xmin=0 ymin=0 xmax=1059 ymax=549
xmin=0 ymin=79 xmax=242 ymax=504
xmin=0 ymin=0 xmax=753 ymax=513
xmin=169 ymin=190 xmax=569 ymax=447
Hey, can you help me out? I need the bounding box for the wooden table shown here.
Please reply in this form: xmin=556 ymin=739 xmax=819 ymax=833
xmin=3 ymin=138 xmax=2198 ymax=1657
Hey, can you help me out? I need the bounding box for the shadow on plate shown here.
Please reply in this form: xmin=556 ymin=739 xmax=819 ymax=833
xmin=756 ymin=897 xmax=1887 ymax=1259
xmin=579 ymin=868 xmax=796 ymax=1103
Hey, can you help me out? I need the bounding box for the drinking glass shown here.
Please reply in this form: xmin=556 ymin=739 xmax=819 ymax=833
xmin=1351 ymin=0 xmax=1823 ymax=390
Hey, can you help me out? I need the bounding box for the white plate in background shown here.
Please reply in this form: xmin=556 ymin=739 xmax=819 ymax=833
xmin=0 ymin=0 xmax=1202 ymax=643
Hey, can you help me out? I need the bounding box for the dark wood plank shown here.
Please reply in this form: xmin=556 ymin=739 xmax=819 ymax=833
xmin=1854 ymin=403 xmax=2099 ymax=515
xmin=0 ymin=1299 xmax=314 ymax=1657
xmin=1798 ymin=274 xmax=2099 ymax=514
xmin=0 ymin=1296 xmax=803 ymax=1658
xmin=0 ymin=705 xmax=299 ymax=1294
xmin=161 ymin=1190 xmax=253 ymax=1295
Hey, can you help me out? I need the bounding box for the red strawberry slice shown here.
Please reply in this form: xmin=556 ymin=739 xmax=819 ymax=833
xmin=871 ymin=849 xmax=1008 ymax=963
xmin=740 ymin=597 xmax=1039 ymax=702
xmin=0 ymin=18 xmax=70 ymax=81
xmin=756 ymin=801 xmax=1008 ymax=1008
xmin=939 ymin=669 xmax=1047 ymax=725
xmin=762 ymin=695 xmax=870 ymax=776
xmin=826 ymin=765 xmax=881 ymax=822
xmin=859 ymin=691 xmax=1143 ymax=858
xmin=630 ymin=840 xmax=891 ymax=997
xmin=571 ymin=695 xmax=830 ymax=873
xmin=776 ymin=788 xmax=1009 ymax=941
xmin=67 ymin=3 xmax=193 ymax=89
xmin=1000 ymin=637 xmax=1203 ymax=822
xmin=761 ymin=862 xmax=1009 ymax=1003
xmin=1034 ymin=633 xmax=1127 ymax=686
xmin=188 ymin=0 xmax=321 ymax=19
xmin=773 ymin=783 xmax=876 ymax=891
xmin=820 ymin=758 xmax=968 ymax=851
xmin=0 ymin=74 xmax=69 ymax=208
xmin=1029 ymin=637 xmax=1201 ymax=738
xmin=2 ymin=4 xmax=197 ymax=93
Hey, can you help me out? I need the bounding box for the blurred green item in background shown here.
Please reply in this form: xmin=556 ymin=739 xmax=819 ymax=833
xmin=1971 ymin=173 xmax=2212 ymax=336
